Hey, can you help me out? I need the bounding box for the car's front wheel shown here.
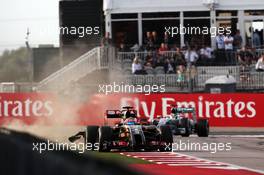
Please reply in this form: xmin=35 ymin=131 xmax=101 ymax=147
xmin=99 ymin=126 xmax=113 ymax=152
xmin=197 ymin=119 xmax=209 ymax=137
xmin=181 ymin=118 xmax=191 ymax=137
xmin=86 ymin=126 xmax=99 ymax=150
xmin=159 ymin=125 xmax=173 ymax=152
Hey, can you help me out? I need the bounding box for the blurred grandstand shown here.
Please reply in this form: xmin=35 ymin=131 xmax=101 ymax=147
xmin=33 ymin=0 xmax=264 ymax=93
xmin=3 ymin=0 xmax=264 ymax=94
xmin=31 ymin=46 xmax=264 ymax=93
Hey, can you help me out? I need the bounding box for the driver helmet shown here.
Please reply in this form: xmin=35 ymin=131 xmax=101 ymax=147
xmin=124 ymin=110 xmax=131 ymax=118
xmin=171 ymin=105 xmax=177 ymax=114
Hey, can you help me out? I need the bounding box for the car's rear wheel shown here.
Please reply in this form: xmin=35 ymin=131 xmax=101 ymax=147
xmin=181 ymin=118 xmax=190 ymax=137
xmin=197 ymin=119 xmax=209 ymax=137
xmin=99 ymin=126 xmax=113 ymax=152
xmin=160 ymin=125 xmax=173 ymax=152
xmin=86 ymin=126 xmax=99 ymax=150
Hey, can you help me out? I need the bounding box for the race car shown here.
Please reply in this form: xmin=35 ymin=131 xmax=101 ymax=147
xmin=153 ymin=106 xmax=209 ymax=137
xmin=69 ymin=106 xmax=173 ymax=152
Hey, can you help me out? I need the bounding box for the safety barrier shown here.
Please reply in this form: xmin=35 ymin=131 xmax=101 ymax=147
xmin=0 ymin=128 xmax=139 ymax=175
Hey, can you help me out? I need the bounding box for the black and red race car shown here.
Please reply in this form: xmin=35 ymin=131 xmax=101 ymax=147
xmin=69 ymin=106 xmax=173 ymax=152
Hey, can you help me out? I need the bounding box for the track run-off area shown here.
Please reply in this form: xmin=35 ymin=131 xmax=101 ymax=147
xmin=121 ymin=135 xmax=264 ymax=175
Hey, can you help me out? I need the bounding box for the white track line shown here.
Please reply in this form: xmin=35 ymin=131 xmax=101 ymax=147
xmin=158 ymin=162 xmax=221 ymax=165
xmin=149 ymin=160 xmax=208 ymax=162
xmin=173 ymin=152 xmax=264 ymax=174
xmin=200 ymin=166 xmax=240 ymax=170
xmin=168 ymin=163 xmax=224 ymax=166
xmin=209 ymin=135 xmax=264 ymax=138
xmin=133 ymin=155 xmax=183 ymax=158
xmin=147 ymin=159 xmax=196 ymax=161
xmin=121 ymin=152 xmax=264 ymax=174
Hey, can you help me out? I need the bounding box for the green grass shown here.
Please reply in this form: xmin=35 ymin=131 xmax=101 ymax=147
xmin=87 ymin=152 xmax=152 ymax=164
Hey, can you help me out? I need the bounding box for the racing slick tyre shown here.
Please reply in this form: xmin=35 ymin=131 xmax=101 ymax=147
xmin=197 ymin=119 xmax=209 ymax=137
xmin=160 ymin=125 xmax=173 ymax=152
xmin=152 ymin=120 xmax=159 ymax=126
xmin=99 ymin=126 xmax=113 ymax=152
xmin=86 ymin=126 xmax=99 ymax=151
xmin=181 ymin=118 xmax=191 ymax=137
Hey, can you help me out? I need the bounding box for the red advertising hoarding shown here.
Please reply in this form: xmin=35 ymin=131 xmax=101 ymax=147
xmin=0 ymin=93 xmax=263 ymax=127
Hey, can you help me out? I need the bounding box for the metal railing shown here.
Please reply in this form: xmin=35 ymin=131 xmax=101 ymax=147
xmin=236 ymin=71 xmax=264 ymax=90
xmin=117 ymin=49 xmax=264 ymax=65
xmin=37 ymin=47 xmax=102 ymax=91
xmin=118 ymin=51 xmax=182 ymax=62
xmin=113 ymin=66 xmax=264 ymax=92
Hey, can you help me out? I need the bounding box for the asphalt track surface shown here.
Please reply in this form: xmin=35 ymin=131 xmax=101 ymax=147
xmin=124 ymin=135 xmax=264 ymax=175
xmin=5 ymin=126 xmax=264 ymax=175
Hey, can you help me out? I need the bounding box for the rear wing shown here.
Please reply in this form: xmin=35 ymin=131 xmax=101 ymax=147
xmin=106 ymin=110 xmax=122 ymax=118
xmin=105 ymin=109 xmax=138 ymax=118
xmin=172 ymin=107 xmax=195 ymax=114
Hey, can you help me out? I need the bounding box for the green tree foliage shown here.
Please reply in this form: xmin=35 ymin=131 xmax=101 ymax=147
xmin=0 ymin=47 xmax=32 ymax=82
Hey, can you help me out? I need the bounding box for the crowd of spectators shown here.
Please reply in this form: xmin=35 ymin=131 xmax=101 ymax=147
xmin=115 ymin=30 xmax=264 ymax=76
xmin=126 ymin=31 xmax=214 ymax=77
xmin=256 ymin=53 xmax=264 ymax=71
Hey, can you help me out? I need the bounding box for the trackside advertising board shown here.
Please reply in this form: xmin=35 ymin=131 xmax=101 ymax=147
xmin=0 ymin=93 xmax=263 ymax=127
